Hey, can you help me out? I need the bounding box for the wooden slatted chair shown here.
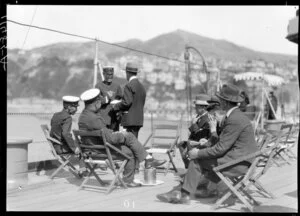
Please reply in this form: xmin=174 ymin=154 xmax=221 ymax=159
xmin=211 ymin=132 xmax=282 ymax=212
xmin=267 ymin=123 xmax=294 ymax=166
xmin=73 ymin=129 xmax=133 ymax=194
xmin=40 ymin=124 xmax=81 ymax=179
xmin=143 ymin=123 xmax=180 ymax=175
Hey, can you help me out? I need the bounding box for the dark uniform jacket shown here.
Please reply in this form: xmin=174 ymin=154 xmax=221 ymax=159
xmin=78 ymin=109 xmax=125 ymax=150
xmin=197 ymin=108 xmax=258 ymax=177
xmin=50 ymin=110 xmax=76 ymax=154
xmin=113 ymin=78 xmax=146 ymax=127
xmin=95 ymin=81 xmax=122 ymax=126
xmin=188 ymin=112 xmax=211 ymax=142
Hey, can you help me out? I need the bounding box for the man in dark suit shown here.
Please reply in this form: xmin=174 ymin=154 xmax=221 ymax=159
xmin=50 ymin=96 xmax=87 ymax=176
xmin=78 ymin=88 xmax=166 ymax=187
xmin=157 ymin=83 xmax=258 ymax=204
xmin=95 ymin=66 xmax=123 ymax=131
xmin=112 ymin=62 xmax=146 ymax=138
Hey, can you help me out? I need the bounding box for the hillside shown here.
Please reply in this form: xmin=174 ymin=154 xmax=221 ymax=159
xmin=7 ymin=29 xmax=298 ymax=104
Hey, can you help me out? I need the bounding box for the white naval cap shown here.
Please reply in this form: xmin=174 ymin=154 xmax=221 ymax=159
xmin=80 ymin=88 xmax=100 ymax=102
xmin=62 ymin=96 xmax=80 ymax=106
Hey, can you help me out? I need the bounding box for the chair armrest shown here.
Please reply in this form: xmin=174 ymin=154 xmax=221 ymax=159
xmin=47 ymin=136 xmax=63 ymax=145
xmin=78 ymin=130 xmax=102 ymax=137
xmin=213 ymin=150 xmax=262 ymax=172
xmin=105 ymin=142 xmax=133 ymax=160
xmin=80 ymin=144 xmax=106 ymax=150
xmin=143 ymin=133 xmax=153 ymax=147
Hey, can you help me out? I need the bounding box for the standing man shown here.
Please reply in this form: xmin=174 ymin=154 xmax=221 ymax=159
xmin=95 ymin=66 xmax=123 ymax=131
xmin=50 ymin=96 xmax=87 ymax=176
xmin=156 ymin=84 xmax=258 ymax=204
xmin=266 ymin=91 xmax=278 ymax=120
xmin=113 ymin=62 xmax=146 ymax=138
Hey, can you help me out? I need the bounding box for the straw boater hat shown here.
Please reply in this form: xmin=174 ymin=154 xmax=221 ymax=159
xmin=80 ymin=88 xmax=101 ymax=103
xmin=216 ymin=84 xmax=244 ymax=103
xmin=103 ymin=66 xmax=114 ymax=73
xmin=194 ymin=94 xmax=210 ymax=106
xmin=125 ymin=62 xmax=139 ymax=73
xmin=62 ymin=96 xmax=80 ymax=107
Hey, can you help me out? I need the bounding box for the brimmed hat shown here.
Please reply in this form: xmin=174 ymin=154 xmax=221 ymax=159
xmin=103 ymin=66 xmax=114 ymax=73
xmin=207 ymin=95 xmax=220 ymax=105
xmin=194 ymin=94 xmax=210 ymax=106
xmin=125 ymin=62 xmax=139 ymax=73
xmin=62 ymin=96 xmax=80 ymax=107
xmin=216 ymin=84 xmax=244 ymax=103
xmin=80 ymin=88 xmax=100 ymax=103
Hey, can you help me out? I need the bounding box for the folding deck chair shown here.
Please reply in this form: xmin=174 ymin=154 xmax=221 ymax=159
xmin=267 ymin=123 xmax=294 ymax=166
xmin=143 ymin=123 xmax=180 ymax=175
xmin=73 ymin=129 xmax=133 ymax=194
xmin=211 ymin=133 xmax=280 ymax=212
xmin=40 ymin=124 xmax=81 ymax=179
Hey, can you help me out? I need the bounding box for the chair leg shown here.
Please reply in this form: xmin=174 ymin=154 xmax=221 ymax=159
xmin=78 ymin=163 xmax=95 ymax=190
xmin=50 ymin=160 xmax=69 ymax=179
xmin=106 ymin=160 xmax=127 ymax=194
xmin=253 ymin=179 xmax=276 ymax=199
xmin=167 ymin=151 xmax=178 ymax=173
xmin=216 ymin=173 xmax=254 ymax=212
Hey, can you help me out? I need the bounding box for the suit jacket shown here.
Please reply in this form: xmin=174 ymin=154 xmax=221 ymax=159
xmin=50 ymin=110 xmax=76 ymax=154
xmin=113 ymin=78 xmax=146 ymax=127
xmin=197 ymin=108 xmax=258 ymax=168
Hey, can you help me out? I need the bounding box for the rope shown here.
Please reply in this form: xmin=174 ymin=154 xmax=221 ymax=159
xmin=7 ymin=19 xmax=202 ymax=67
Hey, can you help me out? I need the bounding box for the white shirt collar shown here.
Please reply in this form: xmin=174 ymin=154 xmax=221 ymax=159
xmin=226 ymin=106 xmax=239 ymax=118
xmin=129 ymin=76 xmax=137 ymax=82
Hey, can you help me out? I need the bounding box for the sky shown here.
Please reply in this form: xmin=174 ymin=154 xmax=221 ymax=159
xmin=7 ymin=5 xmax=299 ymax=55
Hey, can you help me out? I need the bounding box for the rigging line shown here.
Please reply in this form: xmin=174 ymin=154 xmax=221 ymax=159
xmin=8 ymin=19 xmax=202 ymax=67
xmin=21 ymin=6 xmax=38 ymax=50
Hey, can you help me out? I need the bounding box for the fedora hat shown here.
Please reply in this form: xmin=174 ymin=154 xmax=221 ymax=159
xmin=216 ymin=83 xmax=244 ymax=103
xmin=194 ymin=94 xmax=210 ymax=106
xmin=125 ymin=62 xmax=139 ymax=73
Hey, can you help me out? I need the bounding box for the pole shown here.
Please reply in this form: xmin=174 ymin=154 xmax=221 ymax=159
xmin=93 ymin=39 xmax=98 ymax=87
xmin=185 ymin=46 xmax=208 ymax=94
xmin=184 ymin=47 xmax=192 ymax=124
xmin=261 ymin=71 xmax=265 ymax=129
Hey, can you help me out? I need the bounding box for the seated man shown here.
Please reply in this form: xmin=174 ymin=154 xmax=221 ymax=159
xmin=78 ymin=88 xmax=166 ymax=187
xmin=157 ymin=83 xmax=259 ymax=204
xmin=50 ymin=95 xmax=87 ymax=176
xmin=177 ymin=94 xmax=219 ymax=169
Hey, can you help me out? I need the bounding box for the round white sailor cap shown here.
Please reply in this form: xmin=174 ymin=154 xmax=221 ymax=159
xmin=80 ymin=88 xmax=100 ymax=102
xmin=62 ymin=96 xmax=80 ymax=106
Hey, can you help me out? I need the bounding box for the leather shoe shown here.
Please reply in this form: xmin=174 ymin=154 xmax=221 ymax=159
xmin=194 ymin=188 xmax=218 ymax=198
xmin=125 ymin=181 xmax=142 ymax=188
xmin=157 ymin=190 xmax=190 ymax=204
xmin=145 ymin=158 xmax=167 ymax=169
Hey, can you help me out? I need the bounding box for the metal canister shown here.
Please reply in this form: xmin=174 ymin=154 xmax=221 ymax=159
xmin=144 ymin=167 xmax=156 ymax=184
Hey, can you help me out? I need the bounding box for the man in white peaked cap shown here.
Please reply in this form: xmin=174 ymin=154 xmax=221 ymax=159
xmin=78 ymin=88 xmax=166 ymax=187
xmin=50 ymin=95 xmax=87 ymax=177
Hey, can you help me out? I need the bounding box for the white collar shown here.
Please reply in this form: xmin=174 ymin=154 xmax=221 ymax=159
xmin=129 ymin=76 xmax=137 ymax=82
xmin=226 ymin=106 xmax=239 ymax=118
